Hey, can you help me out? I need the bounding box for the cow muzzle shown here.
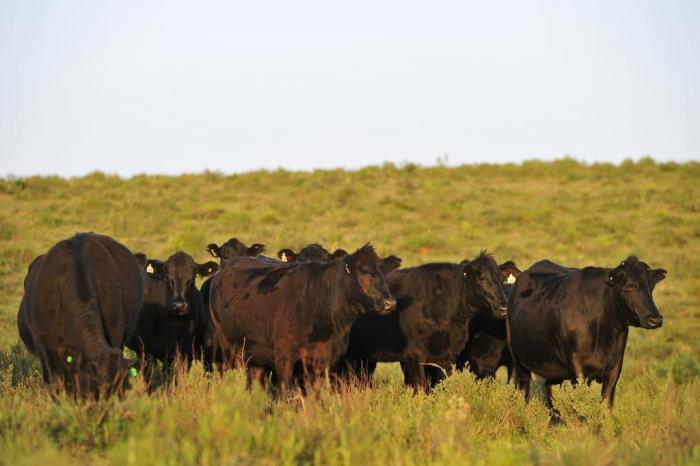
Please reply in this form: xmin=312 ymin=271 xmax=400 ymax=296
xmin=378 ymin=298 xmax=396 ymax=315
xmin=644 ymin=316 xmax=663 ymax=329
xmin=172 ymin=299 xmax=189 ymax=315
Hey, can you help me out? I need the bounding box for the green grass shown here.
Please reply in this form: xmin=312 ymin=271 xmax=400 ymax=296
xmin=1 ymin=159 xmax=699 ymax=465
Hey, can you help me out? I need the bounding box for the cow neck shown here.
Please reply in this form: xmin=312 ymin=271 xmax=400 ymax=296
xmin=603 ymin=279 xmax=633 ymax=332
xmin=328 ymin=262 xmax=366 ymax=334
xmin=459 ymin=274 xmax=482 ymax=324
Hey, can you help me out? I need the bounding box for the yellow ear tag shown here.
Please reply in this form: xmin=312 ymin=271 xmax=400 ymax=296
xmin=281 ymin=253 xmax=287 ymax=262
xmin=66 ymin=355 xmax=73 ymax=364
xmin=146 ymin=264 xmax=154 ymax=274
xmin=506 ymin=274 xmax=516 ymax=285
xmin=129 ymin=367 xmax=138 ymax=378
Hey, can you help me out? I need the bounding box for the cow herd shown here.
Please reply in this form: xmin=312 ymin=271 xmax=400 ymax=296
xmin=17 ymin=232 xmax=667 ymax=417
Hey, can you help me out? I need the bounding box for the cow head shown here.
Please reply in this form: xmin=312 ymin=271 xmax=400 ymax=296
xmin=608 ymin=256 xmax=666 ymax=329
xmin=343 ymin=244 xmax=400 ymax=315
xmin=278 ymin=244 xmax=348 ymax=263
xmin=62 ymin=347 xmax=131 ymax=399
xmin=461 ymin=251 xmax=508 ymax=319
xmin=144 ymin=251 xmax=219 ymax=316
xmin=499 ymin=260 xmax=521 ymax=300
xmin=207 ymin=238 xmax=265 ymax=268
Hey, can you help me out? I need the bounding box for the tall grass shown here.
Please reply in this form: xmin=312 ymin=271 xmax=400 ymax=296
xmin=0 ymin=160 xmax=698 ymax=464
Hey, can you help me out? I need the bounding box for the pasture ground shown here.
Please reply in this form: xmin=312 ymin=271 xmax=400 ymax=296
xmin=1 ymin=159 xmax=699 ymax=465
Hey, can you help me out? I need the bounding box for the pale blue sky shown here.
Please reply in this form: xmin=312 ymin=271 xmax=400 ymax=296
xmin=1 ymin=0 xmax=698 ymax=177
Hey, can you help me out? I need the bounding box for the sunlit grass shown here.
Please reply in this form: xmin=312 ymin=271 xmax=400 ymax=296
xmin=0 ymin=159 xmax=698 ymax=464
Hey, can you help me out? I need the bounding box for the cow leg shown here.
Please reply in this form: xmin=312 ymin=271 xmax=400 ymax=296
xmin=246 ymin=366 xmax=266 ymax=389
xmin=403 ymin=354 xmax=427 ymax=393
xmin=39 ymin=358 xmax=51 ymax=385
xmin=274 ymin=352 xmax=295 ymax=396
xmin=300 ymin=356 xmax=326 ymax=393
xmin=512 ymin=359 xmax=532 ymax=401
xmin=400 ymin=361 xmax=410 ymax=385
xmin=364 ymin=360 xmax=377 ymax=386
xmin=545 ymin=381 xmax=563 ymax=424
xmin=507 ymin=317 xmax=530 ymax=398
xmin=345 ymin=358 xmax=374 ymax=387
xmin=601 ymin=357 xmax=624 ymax=410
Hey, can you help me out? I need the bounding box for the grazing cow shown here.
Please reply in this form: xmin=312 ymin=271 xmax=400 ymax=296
xmin=455 ymin=261 xmax=521 ymax=380
xmin=507 ymin=256 xmax=667 ymax=415
xmin=17 ymin=233 xmax=144 ymax=397
xmin=341 ymin=251 xmax=509 ymax=391
xmin=206 ymin=238 xmax=266 ymax=268
xmin=209 ymin=244 xmax=400 ymax=392
xmin=277 ymin=244 xmax=348 ymax=263
xmin=128 ymin=252 xmax=218 ymax=368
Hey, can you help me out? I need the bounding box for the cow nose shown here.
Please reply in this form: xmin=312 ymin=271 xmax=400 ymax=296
xmin=498 ymin=306 xmax=508 ymax=317
xmin=172 ymin=300 xmax=188 ymax=314
xmin=382 ymin=298 xmax=396 ymax=313
xmin=646 ymin=316 xmax=663 ymax=329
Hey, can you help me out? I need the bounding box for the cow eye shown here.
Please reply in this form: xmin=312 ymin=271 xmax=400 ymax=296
xmin=624 ymin=284 xmax=636 ymax=291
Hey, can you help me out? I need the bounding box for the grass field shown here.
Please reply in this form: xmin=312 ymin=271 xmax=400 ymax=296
xmin=1 ymin=159 xmax=699 ymax=465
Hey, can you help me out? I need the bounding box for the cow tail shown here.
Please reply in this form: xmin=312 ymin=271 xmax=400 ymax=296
xmin=70 ymin=236 xmax=111 ymax=359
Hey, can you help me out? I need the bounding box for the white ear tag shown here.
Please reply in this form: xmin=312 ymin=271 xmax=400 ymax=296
xmin=146 ymin=264 xmax=154 ymax=274
xmin=281 ymin=252 xmax=287 ymax=262
xmin=506 ymin=274 xmax=516 ymax=285
xmin=345 ymin=263 xmax=351 ymax=275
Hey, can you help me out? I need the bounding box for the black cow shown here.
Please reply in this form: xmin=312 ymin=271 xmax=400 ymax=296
xmin=341 ymin=251 xmax=509 ymax=392
xmin=277 ymin=244 xmax=348 ymax=263
xmin=455 ymin=260 xmax=521 ymax=380
xmin=507 ymin=256 xmax=666 ymax=416
xmin=209 ymin=244 xmax=400 ymax=392
xmin=201 ymin=238 xmax=269 ymax=370
xmin=17 ymin=233 xmax=144 ymax=397
xmin=206 ymin=238 xmax=266 ymax=268
xmin=128 ymin=252 xmax=218 ymax=369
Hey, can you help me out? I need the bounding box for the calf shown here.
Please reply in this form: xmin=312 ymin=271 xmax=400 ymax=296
xmin=209 ymin=244 xmax=400 ymax=392
xmin=128 ymin=252 xmax=218 ymax=368
xmin=17 ymin=233 xmax=144 ymax=397
xmin=455 ymin=261 xmax=521 ymax=380
xmin=507 ymin=256 xmax=666 ymax=415
xmin=277 ymin=244 xmax=348 ymax=263
xmin=342 ymin=251 xmax=509 ymax=391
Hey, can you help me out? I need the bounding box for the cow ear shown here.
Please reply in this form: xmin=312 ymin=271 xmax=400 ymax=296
xmin=277 ymin=249 xmax=297 ymax=262
xmin=461 ymin=261 xmax=471 ymax=278
xmin=331 ymin=249 xmax=348 ymax=259
xmin=197 ymin=261 xmax=219 ymax=277
xmin=134 ymin=253 xmax=148 ymax=268
xmin=649 ymin=268 xmax=667 ymax=285
xmin=382 ymin=255 xmax=402 ymax=272
xmin=207 ymin=243 xmax=221 ymax=258
xmin=146 ymin=259 xmax=163 ymax=275
xmin=58 ymin=343 xmax=82 ymax=367
xmin=499 ymin=261 xmax=521 ymax=279
xmin=248 ymin=243 xmax=265 ymax=257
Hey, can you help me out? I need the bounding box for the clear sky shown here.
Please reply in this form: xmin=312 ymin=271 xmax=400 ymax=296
xmin=1 ymin=0 xmax=698 ymax=177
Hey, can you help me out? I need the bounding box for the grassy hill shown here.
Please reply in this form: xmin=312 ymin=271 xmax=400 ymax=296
xmin=1 ymin=160 xmax=698 ymax=465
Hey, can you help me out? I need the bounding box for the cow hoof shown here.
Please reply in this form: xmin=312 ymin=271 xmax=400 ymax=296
xmin=549 ymin=409 xmax=564 ymax=426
